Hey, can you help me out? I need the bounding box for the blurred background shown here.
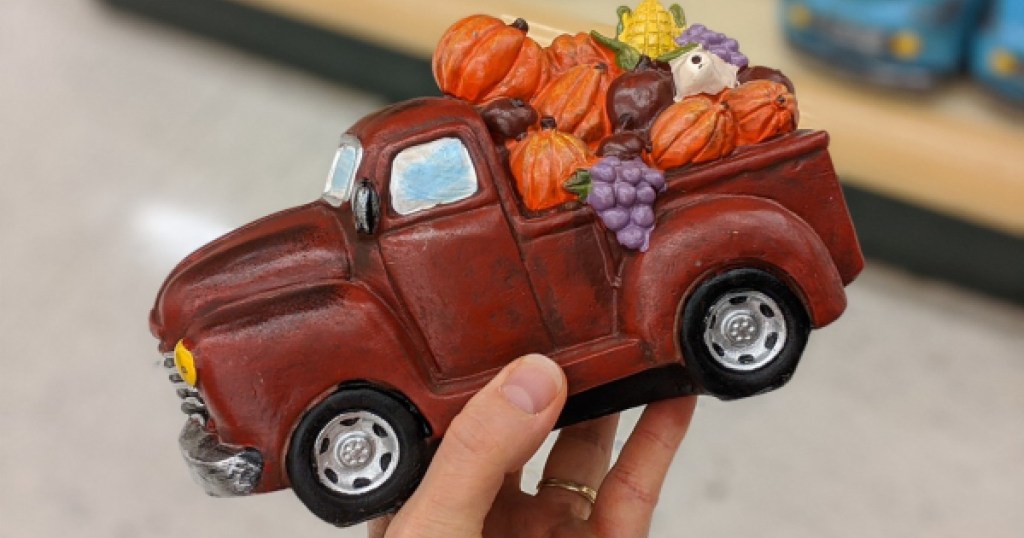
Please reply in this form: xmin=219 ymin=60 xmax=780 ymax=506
xmin=1 ymin=0 xmax=1022 ymax=537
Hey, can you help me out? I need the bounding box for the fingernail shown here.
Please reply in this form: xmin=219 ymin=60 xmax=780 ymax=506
xmin=501 ymin=355 xmax=562 ymax=415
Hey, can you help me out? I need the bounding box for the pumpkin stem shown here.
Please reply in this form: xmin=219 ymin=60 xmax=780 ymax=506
xmin=540 ymin=116 xmax=557 ymax=130
xmin=510 ymin=18 xmax=529 ymax=32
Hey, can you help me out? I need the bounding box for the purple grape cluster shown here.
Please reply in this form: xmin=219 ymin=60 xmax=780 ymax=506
xmin=585 ymin=157 xmax=666 ymax=252
xmin=676 ymin=24 xmax=749 ymax=69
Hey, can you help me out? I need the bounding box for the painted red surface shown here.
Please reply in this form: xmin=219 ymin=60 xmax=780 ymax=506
xmin=151 ymin=96 xmax=863 ymax=493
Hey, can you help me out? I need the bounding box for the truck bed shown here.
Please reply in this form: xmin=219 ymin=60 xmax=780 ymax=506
xmin=657 ymin=130 xmax=862 ymax=286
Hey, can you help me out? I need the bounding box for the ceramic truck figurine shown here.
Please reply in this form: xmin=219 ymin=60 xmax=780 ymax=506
xmin=151 ymin=1 xmax=863 ymax=528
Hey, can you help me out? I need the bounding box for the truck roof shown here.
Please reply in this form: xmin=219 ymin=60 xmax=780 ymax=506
xmin=346 ymin=97 xmax=486 ymax=151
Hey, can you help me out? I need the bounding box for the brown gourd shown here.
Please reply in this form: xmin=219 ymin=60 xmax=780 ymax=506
xmin=606 ymin=55 xmax=675 ymax=133
xmin=722 ymin=80 xmax=799 ymax=147
xmin=510 ymin=117 xmax=593 ymax=211
xmin=478 ymin=98 xmax=538 ymax=145
xmin=647 ymin=95 xmax=737 ymax=169
xmin=530 ymin=63 xmax=614 ymax=147
xmin=433 ymin=16 xmax=548 ymax=103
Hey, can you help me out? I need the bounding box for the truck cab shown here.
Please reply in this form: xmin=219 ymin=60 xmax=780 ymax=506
xmin=151 ymin=96 xmax=862 ymax=527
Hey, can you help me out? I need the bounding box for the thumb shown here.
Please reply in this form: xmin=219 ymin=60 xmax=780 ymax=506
xmin=387 ymin=354 xmax=566 ymax=537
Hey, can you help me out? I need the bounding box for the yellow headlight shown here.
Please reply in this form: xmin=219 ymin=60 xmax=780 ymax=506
xmin=174 ymin=340 xmax=198 ymax=387
xmin=788 ymin=4 xmax=813 ymax=29
xmin=891 ymin=31 xmax=923 ymax=60
xmin=991 ymin=49 xmax=1018 ymax=77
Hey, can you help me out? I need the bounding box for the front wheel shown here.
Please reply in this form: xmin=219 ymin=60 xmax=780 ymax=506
xmin=287 ymin=388 xmax=428 ymax=527
xmin=680 ymin=268 xmax=810 ymax=399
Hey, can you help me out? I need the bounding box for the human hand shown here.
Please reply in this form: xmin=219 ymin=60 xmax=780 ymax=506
xmin=368 ymin=354 xmax=697 ymax=538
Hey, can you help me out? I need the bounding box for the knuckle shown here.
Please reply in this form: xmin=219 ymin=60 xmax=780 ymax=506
xmin=559 ymin=427 xmax=612 ymax=460
xmin=606 ymin=464 xmax=660 ymax=510
xmin=446 ymin=408 xmax=502 ymax=458
xmin=629 ymin=425 xmax=676 ymax=454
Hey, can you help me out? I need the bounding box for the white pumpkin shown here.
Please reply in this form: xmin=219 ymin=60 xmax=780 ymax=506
xmin=669 ymin=48 xmax=739 ymax=101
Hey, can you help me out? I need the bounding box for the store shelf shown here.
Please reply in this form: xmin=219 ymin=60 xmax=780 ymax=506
xmin=229 ymin=0 xmax=1024 ymax=237
xmin=103 ymin=0 xmax=1024 ymax=302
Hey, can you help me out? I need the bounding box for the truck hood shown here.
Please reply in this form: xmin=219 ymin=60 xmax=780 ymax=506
xmin=150 ymin=201 xmax=350 ymax=351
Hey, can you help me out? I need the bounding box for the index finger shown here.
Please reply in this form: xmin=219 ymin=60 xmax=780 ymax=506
xmin=589 ymin=396 xmax=697 ymax=536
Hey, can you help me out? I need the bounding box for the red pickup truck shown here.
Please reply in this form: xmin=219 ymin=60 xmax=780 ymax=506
xmin=151 ymin=96 xmax=862 ymax=526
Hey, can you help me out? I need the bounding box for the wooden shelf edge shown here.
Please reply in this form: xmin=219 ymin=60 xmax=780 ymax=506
xmin=229 ymin=0 xmax=1024 ymax=237
xmin=106 ymin=0 xmax=1024 ymax=303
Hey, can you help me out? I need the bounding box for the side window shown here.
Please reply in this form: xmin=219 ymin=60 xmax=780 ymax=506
xmin=391 ymin=137 xmax=478 ymax=216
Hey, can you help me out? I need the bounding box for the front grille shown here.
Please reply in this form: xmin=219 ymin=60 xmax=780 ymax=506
xmin=163 ymin=352 xmax=209 ymax=423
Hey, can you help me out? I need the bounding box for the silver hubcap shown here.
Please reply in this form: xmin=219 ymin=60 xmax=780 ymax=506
xmin=314 ymin=410 xmax=400 ymax=495
xmin=703 ymin=291 xmax=787 ymax=372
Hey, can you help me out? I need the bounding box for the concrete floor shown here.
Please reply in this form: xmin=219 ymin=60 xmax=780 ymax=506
xmin=2 ymin=1 xmax=1023 ymax=537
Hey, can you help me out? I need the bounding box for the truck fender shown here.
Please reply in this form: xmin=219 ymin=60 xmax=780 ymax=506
xmin=620 ymin=195 xmax=847 ymax=363
xmin=182 ymin=281 xmax=429 ymax=493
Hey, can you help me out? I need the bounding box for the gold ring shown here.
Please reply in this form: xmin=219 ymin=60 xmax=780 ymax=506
xmin=537 ymin=478 xmax=598 ymax=505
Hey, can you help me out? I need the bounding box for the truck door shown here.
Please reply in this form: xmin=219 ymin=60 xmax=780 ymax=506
xmin=376 ymin=132 xmax=553 ymax=381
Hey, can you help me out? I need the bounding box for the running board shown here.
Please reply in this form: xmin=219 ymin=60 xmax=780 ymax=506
xmin=555 ymin=364 xmax=696 ymax=430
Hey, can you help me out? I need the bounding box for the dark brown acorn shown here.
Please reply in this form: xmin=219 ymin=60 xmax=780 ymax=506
xmin=738 ymin=66 xmax=796 ymax=94
xmin=597 ymin=131 xmax=649 ymax=160
xmin=478 ymin=98 xmax=539 ymax=144
xmin=606 ymin=55 xmax=676 ymax=134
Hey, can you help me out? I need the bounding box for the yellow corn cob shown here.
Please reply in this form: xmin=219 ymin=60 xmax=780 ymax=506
xmin=615 ymin=0 xmax=687 ymax=58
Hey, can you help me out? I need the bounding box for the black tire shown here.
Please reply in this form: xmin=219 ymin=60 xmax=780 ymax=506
xmin=680 ymin=268 xmax=811 ymax=400
xmin=287 ymin=388 xmax=428 ymax=527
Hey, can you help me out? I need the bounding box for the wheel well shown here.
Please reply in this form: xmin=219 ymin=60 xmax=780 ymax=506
xmin=675 ymin=263 xmax=813 ymax=348
xmin=282 ymin=381 xmax=432 ymax=486
xmin=676 ymin=266 xmax=812 ymax=399
xmin=334 ymin=380 xmax=433 ymax=438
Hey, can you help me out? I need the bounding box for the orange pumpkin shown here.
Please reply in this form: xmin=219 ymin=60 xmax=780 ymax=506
xmin=722 ymin=80 xmax=799 ymax=146
xmin=648 ymin=95 xmax=737 ymax=170
xmin=510 ymin=117 xmax=593 ymax=211
xmin=531 ymin=63 xmax=614 ymax=146
xmin=545 ymin=33 xmax=621 ymax=78
xmin=433 ymin=16 xmax=548 ymax=103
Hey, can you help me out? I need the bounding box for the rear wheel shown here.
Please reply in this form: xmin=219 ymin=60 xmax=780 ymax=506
xmin=680 ymin=268 xmax=810 ymax=399
xmin=287 ymin=388 xmax=427 ymax=527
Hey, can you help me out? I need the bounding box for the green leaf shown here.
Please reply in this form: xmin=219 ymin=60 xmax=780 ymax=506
xmin=590 ymin=31 xmax=642 ymax=70
xmin=563 ymin=169 xmax=593 ymax=201
xmin=669 ymin=4 xmax=687 ymax=29
xmin=590 ymin=31 xmax=626 ymax=52
xmin=656 ymin=43 xmax=698 ymax=63
xmin=617 ymin=45 xmax=642 ymax=71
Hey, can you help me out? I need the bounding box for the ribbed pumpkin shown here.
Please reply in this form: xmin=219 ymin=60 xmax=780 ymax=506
xmin=545 ymin=33 xmax=622 ymax=78
xmin=648 ymin=95 xmax=737 ymax=169
xmin=510 ymin=117 xmax=593 ymax=211
xmin=433 ymin=16 xmax=548 ymax=103
xmin=531 ymin=63 xmax=614 ymax=146
xmin=722 ymin=80 xmax=798 ymax=146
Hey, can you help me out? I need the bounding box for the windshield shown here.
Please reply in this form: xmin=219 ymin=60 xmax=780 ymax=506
xmin=322 ymin=134 xmax=362 ymax=206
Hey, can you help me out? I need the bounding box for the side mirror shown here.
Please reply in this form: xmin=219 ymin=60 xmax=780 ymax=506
xmin=352 ymin=179 xmax=381 ymax=235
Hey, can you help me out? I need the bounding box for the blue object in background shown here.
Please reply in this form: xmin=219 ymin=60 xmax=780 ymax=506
xmin=971 ymin=0 xmax=1024 ymax=102
xmin=781 ymin=0 xmax=990 ymax=89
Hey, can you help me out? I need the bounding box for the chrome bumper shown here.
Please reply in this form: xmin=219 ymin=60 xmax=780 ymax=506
xmin=179 ymin=417 xmax=263 ymax=497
